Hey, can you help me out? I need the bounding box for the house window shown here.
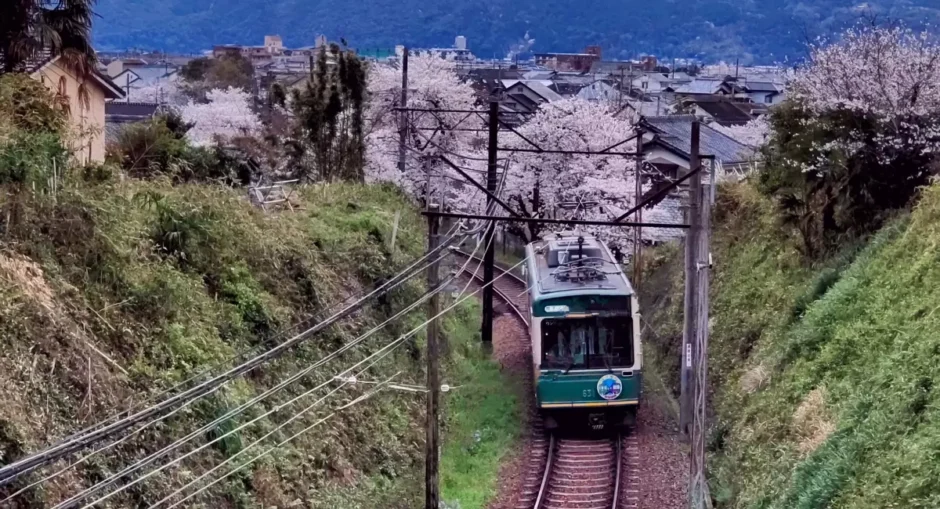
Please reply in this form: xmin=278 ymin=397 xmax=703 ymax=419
xmin=765 ymin=94 xmax=773 ymax=104
xmin=78 ymin=84 xmax=92 ymax=162
xmin=641 ymin=81 xmax=648 ymax=90
xmin=57 ymin=77 xmax=71 ymax=117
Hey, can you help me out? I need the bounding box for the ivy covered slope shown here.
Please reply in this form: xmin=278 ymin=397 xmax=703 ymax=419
xmin=643 ymin=182 xmax=940 ymax=508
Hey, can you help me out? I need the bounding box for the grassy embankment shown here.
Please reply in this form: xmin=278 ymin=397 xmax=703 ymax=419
xmin=642 ymin=181 xmax=940 ymax=509
xmin=0 ymin=176 xmax=520 ymax=508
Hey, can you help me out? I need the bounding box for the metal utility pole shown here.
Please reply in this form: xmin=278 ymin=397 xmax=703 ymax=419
xmin=689 ymin=160 xmax=713 ymax=509
xmin=679 ymin=120 xmax=702 ymax=440
xmin=425 ymin=208 xmax=442 ymax=509
xmin=398 ymin=48 xmax=410 ymax=173
xmin=481 ymin=99 xmax=499 ymax=349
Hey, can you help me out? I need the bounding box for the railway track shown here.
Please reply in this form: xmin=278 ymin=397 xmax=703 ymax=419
xmin=452 ymin=249 xmax=639 ymax=509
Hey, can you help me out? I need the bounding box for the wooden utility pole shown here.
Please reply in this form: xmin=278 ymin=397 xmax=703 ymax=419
xmin=398 ymin=48 xmax=410 ymax=174
xmin=689 ymin=160 xmax=712 ymax=509
xmin=481 ymin=99 xmax=499 ymax=349
xmin=633 ymin=127 xmax=644 ymax=285
xmin=425 ymin=207 xmax=442 ymax=509
xmin=679 ymin=120 xmax=702 ymax=440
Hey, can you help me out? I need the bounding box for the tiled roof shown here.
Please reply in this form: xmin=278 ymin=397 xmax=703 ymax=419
xmin=692 ymin=100 xmax=754 ymax=126
xmin=745 ymin=81 xmax=781 ymax=93
xmin=522 ymin=81 xmax=564 ymax=102
xmin=641 ymin=115 xmax=756 ymax=165
xmin=671 ymin=78 xmax=724 ymax=95
xmin=105 ymin=101 xmax=161 ymax=119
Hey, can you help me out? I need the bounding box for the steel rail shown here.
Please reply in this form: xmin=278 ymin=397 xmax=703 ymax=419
xmin=451 ymin=249 xmax=528 ymax=326
xmin=612 ymin=434 xmax=623 ymax=509
xmin=533 ymin=433 xmax=555 ymax=509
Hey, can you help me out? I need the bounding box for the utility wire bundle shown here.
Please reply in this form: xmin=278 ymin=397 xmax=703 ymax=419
xmin=0 ymin=153 xmax=518 ymax=506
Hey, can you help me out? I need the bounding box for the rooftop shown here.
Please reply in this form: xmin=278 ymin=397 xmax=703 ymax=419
xmin=641 ymin=115 xmax=756 ymax=165
xmin=530 ymin=235 xmax=633 ymax=296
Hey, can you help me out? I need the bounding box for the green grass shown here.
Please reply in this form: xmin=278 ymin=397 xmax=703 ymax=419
xmin=440 ymin=300 xmax=523 ymax=509
xmin=642 ymin=181 xmax=940 ymax=509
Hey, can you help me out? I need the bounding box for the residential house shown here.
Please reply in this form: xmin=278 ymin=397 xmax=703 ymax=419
xmin=107 ymin=60 xmax=178 ymax=103
xmin=632 ymin=72 xmax=672 ymax=94
xmin=640 ymin=115 xmax=756 ymax=177
xmin=104 ymin=101 xmax=164 ymax=143
xmin=13 ymin=52 xmax=125 ymax=163
xmin=680 ymin=96 xmax=755 ymax=126
xmin=504 ymin=80 xmax=564 ymax=105
xmin=577 ymin=80 xmax=618 ymax=103
xmin=743 ymin=81 xmax=784 ymax=105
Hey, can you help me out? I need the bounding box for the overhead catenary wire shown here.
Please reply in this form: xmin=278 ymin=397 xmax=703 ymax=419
xmin=0 ymin=228 xmax=468 ymax=488
xmin=51 ymin=270 xmax=459 ymax=509
xmin=145 ymin=348 xmax=409 ymax=509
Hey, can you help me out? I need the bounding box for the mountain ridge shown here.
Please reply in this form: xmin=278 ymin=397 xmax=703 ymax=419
xmin=93 ymin=0 xmax=940 ymax=63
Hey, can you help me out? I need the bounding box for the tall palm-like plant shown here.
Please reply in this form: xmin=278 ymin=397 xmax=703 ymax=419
xmin=0 ymin=0 xmax=97 ymax=73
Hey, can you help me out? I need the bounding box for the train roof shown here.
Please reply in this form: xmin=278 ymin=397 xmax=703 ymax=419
xmin=526 ymin=233 xmax=634 ymax=299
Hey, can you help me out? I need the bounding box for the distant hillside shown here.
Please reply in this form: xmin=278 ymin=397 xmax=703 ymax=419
xmin=93 ymin=0 xmax=940 ymax=63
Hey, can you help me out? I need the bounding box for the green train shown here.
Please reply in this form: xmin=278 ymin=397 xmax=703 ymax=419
xmin=523 ymin=232 xmax=642 ymax=431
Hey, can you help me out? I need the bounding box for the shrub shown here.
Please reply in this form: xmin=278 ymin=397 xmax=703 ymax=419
xmin=0 ymin=131 xmax=69 ymax=188
xmin=0 ymin=73 xmax=67 ymax=137
xmin=758 ymin=26 xmax=940 ymax=258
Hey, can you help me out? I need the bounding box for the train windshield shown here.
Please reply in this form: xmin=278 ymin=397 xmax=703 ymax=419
xmin=541 ymin=317 xmax=633 ymax=370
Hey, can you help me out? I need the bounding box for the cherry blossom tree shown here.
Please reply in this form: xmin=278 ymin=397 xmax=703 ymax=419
xmin=364 ymin=53 xmax=488 ymax=212
xmin=788 ymin=25 xmax=940 ymax=170
xmin=180 ymin=87 xmax=261 ymax=146
xmin=502 ymin=98 xmax=639 ymax=245
xmin=711 ymin=117 xmax=771 ymax=148
xmin=761 ymin=24 xmax=940 ymax=256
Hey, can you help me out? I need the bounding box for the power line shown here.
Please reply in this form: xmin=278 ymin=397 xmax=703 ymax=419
xmin=51 ymin=265 xmax=458 ymax=509
xmin=1 ymin=223 xmax=470 ymax=504
xmin=147 ymin=346 xmax=409 ymax=509
xmin=0 ymin=231 xmax=466 ymax=487
xmin=159 ymin=375 xmax=396 ymax=509
xmin=151 ymin=255 xmax=532 ymax=508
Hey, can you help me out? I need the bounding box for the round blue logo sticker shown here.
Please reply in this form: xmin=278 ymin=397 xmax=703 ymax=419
xmin=597 ymin=374 xmax=623 ymax=401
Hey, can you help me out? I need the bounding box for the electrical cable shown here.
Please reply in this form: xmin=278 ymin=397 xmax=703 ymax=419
xmin=159 ymin=375 xmax=395 ymax=509
xmin=51 ymin=271 xmax=457 ymax=509
xmin=146 ymin=351 xmax=407 ymax=509
xmin=31 ymin=218 xmax=466 ymax=449
xmin=151 ymin=256 xmax=532 ymax=508
xmin=0 ymin=227 xmax=467 ymax=504
xmin=0 ymin=230 xmax=466 ymax=487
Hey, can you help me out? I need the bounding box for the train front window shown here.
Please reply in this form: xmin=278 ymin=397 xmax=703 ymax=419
xmin=541 ymin=317 xmax=632 ymax=370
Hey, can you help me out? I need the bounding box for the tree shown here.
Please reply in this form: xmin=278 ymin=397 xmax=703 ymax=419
xmin=1 ymin=0 xmax=96 ymax=73
xmin=364 ymin=53 xmax=483 ymax=208
xmin=710 ymin=117 xmax=771 ymax=149
xmin=502 ymin=98 xmax=638 ymax=244
xmin=181 ymin=87 xmax=261 ymax=147
xmin=178 ymin=54 xmax=255 ymax=101
xmin=180 ymin=57 xmax=213 ymax=82
xmin=760 ymin=25 xmax=940 ymax=257
xmin=288 ymin=43 xmax=367 ymax=182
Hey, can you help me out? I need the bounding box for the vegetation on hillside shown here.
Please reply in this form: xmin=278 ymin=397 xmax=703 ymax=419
xmin=642 ymin=180 xmax=940 ymax=508
xmin=0 ymin=61 xmax=521 ymax=508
